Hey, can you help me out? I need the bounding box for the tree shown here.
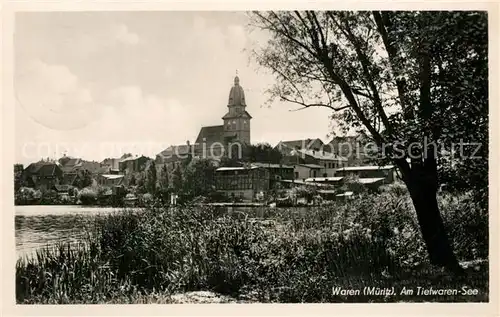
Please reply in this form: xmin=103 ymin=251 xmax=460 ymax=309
xmin=243 ymin=143 xmax=283 ymax=163
xmin=220 ymin=156 xmax=242 ymax=167
xmin=158 ymin=164 xmax=170 ymax=202
xmin=14 ymin=164 xmax=25 ymax=191
xmin=171 ymin=165 xmax=184 ymax=193
xmin=121 ymin=153 xmax=133 ymax=159
xmin=129 ymin=174 xmax=137 ymax=186
xmin=159 ymin=164 xmax=169 ymax=189
xmin=249 ymin=11 xmax=487 ymax=273
xmin=136 ymin=175 xmax=147 ymax=194
xmin=183 ymin=158 xmax=217 ymax=198
xmin=145 ymin=161 xmax=157 ymax=195
xmin=77 ymin=169 xmax=93 ymax=189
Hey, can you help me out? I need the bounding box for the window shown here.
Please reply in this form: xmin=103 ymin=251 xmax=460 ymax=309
xmin=295 ymin=172 xmax=299 ymax=179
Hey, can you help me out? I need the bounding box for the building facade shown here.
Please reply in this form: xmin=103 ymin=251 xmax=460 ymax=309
xmin=251 ymin=162 xmax=294 ymax=189
xmin=214 ymin=166 xmax=269 ymax=201
xmin=23 ymin=162 xmax=64 ymax=191
xmin=293 ymin=164 xmax=322 ymax=180
xmin=119 ymin=155 xmax=152 ymax=175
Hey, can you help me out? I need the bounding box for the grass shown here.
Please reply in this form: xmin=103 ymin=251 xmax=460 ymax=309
xmin=16 ymin=190 xmax=488 ymax=303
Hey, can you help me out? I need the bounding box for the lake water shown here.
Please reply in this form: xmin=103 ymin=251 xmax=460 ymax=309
xmin=15 ymin=204 xmax=305 ymax=260
xmin=15 ymin=205 xmax=135 ymax=259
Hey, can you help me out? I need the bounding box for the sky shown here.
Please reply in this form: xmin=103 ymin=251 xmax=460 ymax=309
xmin=14 ymin=11 xmax=335 ymax=165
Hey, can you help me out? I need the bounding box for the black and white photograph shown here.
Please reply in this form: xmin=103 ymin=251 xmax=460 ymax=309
xmin=4 ymin=5 xmax=496 ymax=311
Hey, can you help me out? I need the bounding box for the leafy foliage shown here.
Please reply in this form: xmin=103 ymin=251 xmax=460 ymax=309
xmin=182 ymin=158 xmax=217 ymax=199
xmin=145 ymin=161 xmax=157 ymax=195
xmin=248 ymin=11 xmax=487 ymax=269
xmin=16 ymin=192 xmax=487 ymax=303
xmin=248 ymin=11 xmax=487 ymax=195
xmin=243 ymin=143 xmax=283 ymax=164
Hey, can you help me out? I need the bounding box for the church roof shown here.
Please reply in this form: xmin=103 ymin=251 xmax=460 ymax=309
xmin=222 ymin=110 xmax=252 ymax=120
xmin=159 ymin=145 xmax=191 ymax=157
xmin=195 ymin=125 xmax=225 ymax=145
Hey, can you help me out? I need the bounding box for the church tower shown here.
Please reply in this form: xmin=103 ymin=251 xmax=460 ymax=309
xmin=222 ymin=75 xmax=252 ymax=145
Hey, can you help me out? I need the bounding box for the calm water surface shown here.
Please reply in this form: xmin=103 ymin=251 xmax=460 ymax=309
xmin=15 ymin=205 xmax=302 ymax=260
xmin=15 ymin=205 xmax=138 ymax=259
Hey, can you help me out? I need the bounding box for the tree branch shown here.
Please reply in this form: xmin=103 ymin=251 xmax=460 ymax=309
xmin=335 ymin=13 xmax=394 ymax=138
xmin=280 ymin=96 xmax=350 ymax=112
xmin=372 ymin=11 xmax=414 ymax=119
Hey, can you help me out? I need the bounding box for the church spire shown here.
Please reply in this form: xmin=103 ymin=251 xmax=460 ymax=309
xmin=228 ymin=73 xmax=245 ymax=106
xmin=234 ymin=69 xmax=240 ymax=86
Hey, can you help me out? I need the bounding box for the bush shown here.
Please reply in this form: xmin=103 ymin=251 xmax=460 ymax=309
xmin=378 ymin=181 xmax=408 ymax=196
xmin=15 ymin=187 xmax=41 ymax=205
xmin=79 ymin=187 xmax=97 ymax=205
xmin=439 ymin=191 xmax=488 ymax=260
xmin=16 ymin=191 xmax=488 ymax=303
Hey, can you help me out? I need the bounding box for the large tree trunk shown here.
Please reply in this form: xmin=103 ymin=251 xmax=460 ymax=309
xmin=403 ymin=169 xmax=463 ymax=274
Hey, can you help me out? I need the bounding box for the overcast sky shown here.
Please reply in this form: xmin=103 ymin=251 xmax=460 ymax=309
xmin=14 ymin=11 xmax=335 ymax=164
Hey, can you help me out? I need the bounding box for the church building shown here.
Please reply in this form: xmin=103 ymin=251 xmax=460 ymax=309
xmin=157 ymin=75 xmax=252 ymax=165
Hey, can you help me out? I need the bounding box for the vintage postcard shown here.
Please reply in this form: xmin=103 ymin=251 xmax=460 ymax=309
xmin=1 ymin=1 xmax=498 ymax=316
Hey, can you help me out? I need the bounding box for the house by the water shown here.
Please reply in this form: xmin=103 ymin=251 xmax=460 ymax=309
xmin=214 ymin=165 xmax=269 ymax=201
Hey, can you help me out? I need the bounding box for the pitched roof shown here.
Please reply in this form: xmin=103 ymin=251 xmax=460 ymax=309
xmin=60 ymin=165 xmax=79 ymax=173
xmin=195 ymin=125 xmax=224 ymax=144
xmin=119 ymin=155 xmax=151 ymax=163
xmin=337 ymin=165 xmax=394 ymax=172
xmin=276 ymin=138 xmax=324 ymax=150
xmin=295 ymin=163 xmax=322 ymax=169
xmin=251 ymin=162 xmax=294 ymax=169
xmin=101 ymin=158 xmax=120 ymax=168
xmin=81 ymin=161 xmax=106 ymax=174
xmin=357 ymin=177 xmax=386 ymax=184
xmin=296 ymin=149 xmax=348 ymax=161
xmin=216 ymin=166 xmax=259 ymax=172
xmin=305 ymin=176 xmax=344 ymax=182
xmin=25 ymin=162 xmax=61 ymax=177
xmin=64 ymin=158 xmax=82 ymax=167
xmin=159 ymin=145 xmax=191 ymax=157
xmin=62 ymin=173 xmax=78 ymax=185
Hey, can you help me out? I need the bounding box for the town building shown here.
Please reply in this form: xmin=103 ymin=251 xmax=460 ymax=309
xmin=304 ymin=176 xmax=344 ymax=186
xmin=295 ymin=149 xmax=348 ymax=176
xmin=292 ymin=163 xmax=322 ymax=180
xmin=98 ymin=174 xmax=125 ymax=187
xmin=119 ymin=155 xmax=152 ymax=175
xmin=22 ymin=161 xmax=63 ymax=191
xmin=214 ymin=165 xmax=269 ymax=201
xmin=61 ymin=172 xmax=83 ymax=187
xmin=251 ymin=162 xmax=294 ymax=189
xmin=334 ymin=165 xmax=395 ymax=189
xmin=101 ymin=158 xmax=121 ymax=170
xmin=58 ymin=156 xmax=83 ymax=174
xmin=283 ymin=147 xmax=348 ymax=178
xmin=275 ymin=138 xmax=324 ymax=155
xmin=157 ymin=75 xmax=252 ymax=165
xmin=325 ymin=135 xmax=372 ymax=165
